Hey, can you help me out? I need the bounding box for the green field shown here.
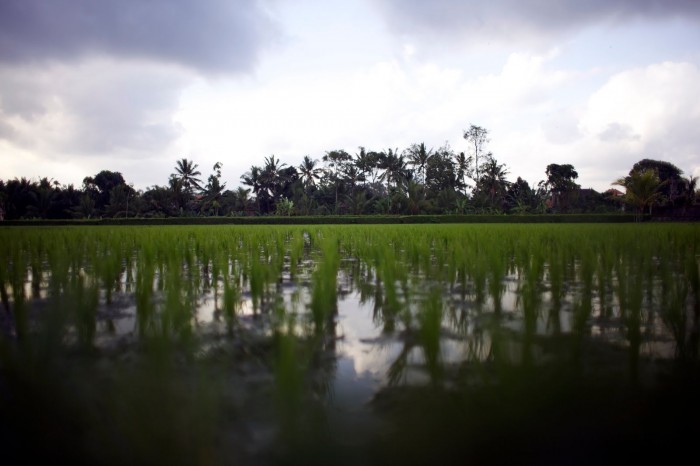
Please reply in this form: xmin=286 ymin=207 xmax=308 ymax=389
xmin=1 ymin=224 xmax=699 ymax=465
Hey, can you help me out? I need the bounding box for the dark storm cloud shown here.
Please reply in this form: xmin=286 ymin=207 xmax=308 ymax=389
xmin=0 ymin=0 xmax=279 ymax=73
xmin=372 ymin=0 xmax=700 ymax=41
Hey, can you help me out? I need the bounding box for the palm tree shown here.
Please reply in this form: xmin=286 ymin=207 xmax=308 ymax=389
xmin=342 ymin=165 xmax=364 ymax=196
xmin=378 ymin=148 xmax=406 ymax=192
xmin=476 ymin=157 xmax=510 ymax=210
xmin=406 ymin=180 xmax=428 ymax=215
xmin=454 ymin=151 xmax=473 ymax=196
xmin=405 ymin=143 xmax=433 ymax=184
xmin=298 ymin=155 xmax=322 ymax=190
xmin=168 ymin=175 xmax=187 ymax=213
xmin=261 ymin=155 xmax=287 ymax=212
xmin=241 ymin=165 xmax=265 ymax=213
xmin=173 ymin=158 xmax=203 ymax=195
xmin=613 ymin=169 xmax=666 ymax=220
xmin=234 ymin=187 xmax=252 ymax=214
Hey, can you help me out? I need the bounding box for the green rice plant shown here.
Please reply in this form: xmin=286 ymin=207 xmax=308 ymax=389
xmin=135 ymin=242 xmax=156 ymax=338
xmin=309 ymin=235 xmax=339 ymax=335
xmin=418 ymin=287 xmax=445 ymax=384
xmin=2 ymin=223 xmax=700 ymax=464
xmin=518 ymin=241 xmax=544 ymax=367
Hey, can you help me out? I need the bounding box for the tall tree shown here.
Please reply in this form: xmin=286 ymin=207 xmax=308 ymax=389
xmin=453 ymin=151 xmax=473 ymax=196
xmin=241 ymin=165 xmax=267 ymax=214
xmin=354 ymin=147 xmax=379 ymax=187
xmin=377 ymin=148 xmax=406 ymax=192
xmin=261 ymin=155 xmax=287 ymax=202
xmin=404 ymin=143 xmax=433 ymax=184
xmin=323 ymin=149 xmax=353 ymax=212
xmin=173 ymin=158 xmax=203 ymax=195
xmin=544 ymin=164 xmax=579 ymax=211
xmin=342 ymin=165 xmax=364 ymax=196
xmin=463 ymin=125 xmax=489 ymax=184
xmin=298 ymin=155 xmax=322 ymax=190
xmin=475 ymin=156 xmax=510 ymax=210
xmin=425 ymin=144 xmax=458 ymax=194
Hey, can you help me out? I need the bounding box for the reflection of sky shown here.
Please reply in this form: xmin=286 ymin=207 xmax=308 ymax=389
xmin=336 ymin=295 xmax=384 ymax=372
xmin=15 ymin=254 xmax=686 ymax=389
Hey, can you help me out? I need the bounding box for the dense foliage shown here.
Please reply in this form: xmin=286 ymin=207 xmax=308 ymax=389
xmin=1 ymin=128 xmax=697 ymax=220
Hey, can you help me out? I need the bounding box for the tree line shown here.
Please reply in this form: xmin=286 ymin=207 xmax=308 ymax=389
xmin=1 ymin=126 xmax=697 ymax=220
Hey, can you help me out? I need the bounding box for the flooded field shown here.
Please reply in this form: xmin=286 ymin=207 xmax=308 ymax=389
xmin=1 ymin=224 xmax=700 ymax=465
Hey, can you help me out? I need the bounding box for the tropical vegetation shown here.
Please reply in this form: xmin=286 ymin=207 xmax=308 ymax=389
xmin=1 ymin=128 xmax=697 ymax=220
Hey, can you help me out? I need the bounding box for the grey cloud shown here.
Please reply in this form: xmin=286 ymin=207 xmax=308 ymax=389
xmin=0 ymin=0 xmax=279 ymax=74
xmin=598 ymin=122 xmax=640 ymax=142
xmin=372 ymin=0 xmax=700 ymax=42
xmin=0 ymin=118 xmax=16 ymax=140
xmin=0 ymin=61 xmax=187 ymax=155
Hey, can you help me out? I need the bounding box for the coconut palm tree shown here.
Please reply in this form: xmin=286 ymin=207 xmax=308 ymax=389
xmin=241 ymin=165 xmax=266 ymax=214
xmin=405 ymin=143 xmax=433 ymax=184
xmin=355 ymin=147 xmax=382 ymax=187
xmin=298 ymin=155 xmax=322 ymax=190
xmin=453 ymin=151 xmax=473 ymax=196
xmin=173 ymin=158 xmax=203 ymax=195
xmin=476 ymin=157 xmax=510 ymax=209
xmin=378 ymin=148 xmax=406 ymax=192
xmin=233 ymin=187 xmax=252 ymax=214
xmin=613 ymin=169 xmax=666 ymax=220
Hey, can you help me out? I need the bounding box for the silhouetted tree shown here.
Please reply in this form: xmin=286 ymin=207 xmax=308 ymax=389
xmin=631 ymin=159 xmax=686 ymax=206
xmin=463 ymin=125 xmax=488 ymax=184
xmin=544 ymin=164 xmax=579 ymax=212
xmin=173 ymin=158 xmax=203 ymax=196
xmin=613 ymin=169 xmax=666 ymax=220
xmin=405 ymin=143 xmax=433 ymax=185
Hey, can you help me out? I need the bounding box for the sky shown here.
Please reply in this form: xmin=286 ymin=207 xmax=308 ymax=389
xmin=1 ymin=0 xmax=699 ymax=193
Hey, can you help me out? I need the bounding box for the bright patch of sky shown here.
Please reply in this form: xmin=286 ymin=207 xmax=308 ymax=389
xmin=1 ymin=0 xmax=699 ymax=192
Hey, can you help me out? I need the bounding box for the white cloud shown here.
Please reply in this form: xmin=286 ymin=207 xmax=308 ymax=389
xmin=0 ymin=59 xmax=192 ymax=187
xmin=513 ymin=61 xmax=700 ymax=190
xmin=579 ymin=61 xmax=700 ymax=174
xmin=174 ymin=49 xmax=580 ymax=189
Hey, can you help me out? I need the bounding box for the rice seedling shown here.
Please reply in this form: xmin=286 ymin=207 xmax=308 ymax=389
xmin=1 ymin=223 xmax=699 ymax=464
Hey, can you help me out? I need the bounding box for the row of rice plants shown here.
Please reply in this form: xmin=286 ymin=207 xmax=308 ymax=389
xmin=1 ymin=223 xmax=699 ymax=464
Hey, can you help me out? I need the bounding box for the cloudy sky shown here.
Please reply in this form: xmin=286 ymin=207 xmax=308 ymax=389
xmin=1 ymin=0 xmax=699 ymax=192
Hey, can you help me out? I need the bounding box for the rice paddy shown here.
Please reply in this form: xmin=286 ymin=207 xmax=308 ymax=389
xmin=1 ymin=224 xmax=699 ymax=465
